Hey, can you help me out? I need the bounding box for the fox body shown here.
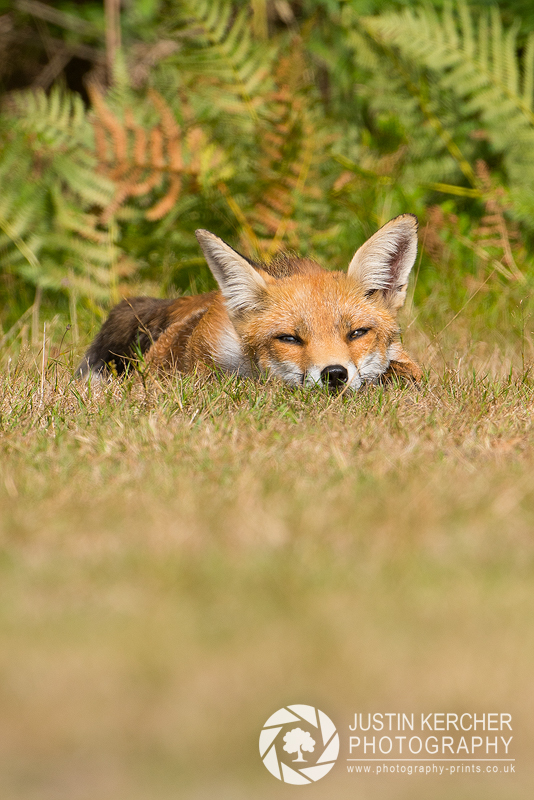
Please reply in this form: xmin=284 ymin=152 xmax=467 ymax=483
xmin=78 ymin=214 xmax=422 ymax=391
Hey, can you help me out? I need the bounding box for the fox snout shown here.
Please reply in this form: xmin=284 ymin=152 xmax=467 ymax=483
xmin=304 ymin=361 xmax=375 ymax=392
xmin=320 ymin=364 xmax=348 ymax=390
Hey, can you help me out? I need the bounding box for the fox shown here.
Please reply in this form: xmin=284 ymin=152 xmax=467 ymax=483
xmin=77 ymin=214 xmax=422 ymax=391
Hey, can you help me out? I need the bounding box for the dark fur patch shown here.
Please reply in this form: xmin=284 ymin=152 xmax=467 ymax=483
xmin=76 ymin=297 xmax=183 ymax=377
xmin=388 ymin=235 xmax=410 ymax=286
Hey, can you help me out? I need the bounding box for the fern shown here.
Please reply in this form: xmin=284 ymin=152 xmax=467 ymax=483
xmin=219 ymin=46 xmax=330 ymax=260
xmin=0 ymin=88 xmax=124 ymax=304
xmin=91 ymin=86 xmax=186 ymax=222
xmin=167 ymin=0 xmax=275 ymax=121
xmin=5 ymin=0 xmax=534 ymax=328
xmin=360 ymin=2 xmax=534 ymax=229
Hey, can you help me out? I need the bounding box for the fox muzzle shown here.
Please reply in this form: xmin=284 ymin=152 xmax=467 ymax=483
xmin=321 ymin=364 xmax=349 ymax=390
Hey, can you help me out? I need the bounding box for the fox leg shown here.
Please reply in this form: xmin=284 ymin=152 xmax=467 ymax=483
xmin=381 ymin=346 xmax=422 ymax=384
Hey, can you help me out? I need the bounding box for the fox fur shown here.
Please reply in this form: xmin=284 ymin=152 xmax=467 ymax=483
xmin=77 ymin=214 xmax=422 ymax=391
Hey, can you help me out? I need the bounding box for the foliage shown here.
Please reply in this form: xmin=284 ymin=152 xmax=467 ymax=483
xmin=358 ymin=3 xmax=534 ymax=223
xmin=2 ymin=0 xmax=534 ymax=336
xmin=0 ymin=88 xmax=121 ymax=304
xmin=1 ymin=354 xmax=533 ymax=796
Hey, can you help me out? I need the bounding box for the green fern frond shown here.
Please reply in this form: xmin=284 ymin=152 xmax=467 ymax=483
xmin=54 ymin=156 xmax=115 ymax=209
xmin=173 ymin=0 xmax=275 ymax=119
xmin=362 ymin=3 xmax=534 ymax=126
xmin=13 ymin=87 xmax=91 ymax=150
xmin=359 ymin=2 xmax=534 ymax=233
xmin=0 ymin=87 xmax=133 ymax=307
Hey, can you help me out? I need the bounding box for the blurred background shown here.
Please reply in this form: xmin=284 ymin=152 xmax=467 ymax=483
xmin=1 ymin=0 xmax=534 ymax=351
xmin=1 ymin=3 xmax=534 ymax=800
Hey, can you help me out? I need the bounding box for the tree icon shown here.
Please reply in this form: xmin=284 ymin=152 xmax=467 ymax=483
xmin=283 ymin=727 xmax=316 ymax=762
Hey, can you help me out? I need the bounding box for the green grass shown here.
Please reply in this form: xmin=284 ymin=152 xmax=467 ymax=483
xmin=0 ymin=303 xmax=533 ymax=800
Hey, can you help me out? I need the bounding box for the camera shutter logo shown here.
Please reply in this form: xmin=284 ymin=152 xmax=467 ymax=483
xmin=259 ymin=705 xmax=339 ymax=784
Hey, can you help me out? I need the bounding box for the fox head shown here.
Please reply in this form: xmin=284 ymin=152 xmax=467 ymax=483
xmin=195 ymin=215 xmax=418 ymax=390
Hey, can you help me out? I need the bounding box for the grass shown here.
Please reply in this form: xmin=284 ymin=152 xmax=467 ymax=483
xmin=0 ymin=298 xmax=533 ymax=800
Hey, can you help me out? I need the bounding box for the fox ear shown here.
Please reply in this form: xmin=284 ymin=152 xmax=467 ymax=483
xmin=195 ymin=230 xmax=268 ymax=316
xmin=347 ymin=214 xmax=418 ymax=310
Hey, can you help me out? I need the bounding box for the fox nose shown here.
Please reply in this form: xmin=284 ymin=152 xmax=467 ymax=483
xmin=321 ymin=364 xmax=349 ymax=390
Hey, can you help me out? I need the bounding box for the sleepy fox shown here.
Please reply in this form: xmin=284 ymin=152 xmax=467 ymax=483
xmin=77 ymin=214 xmax=422 ymax=391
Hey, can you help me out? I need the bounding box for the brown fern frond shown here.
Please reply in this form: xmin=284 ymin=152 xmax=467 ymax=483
xmin=149 ymin=91 xmax=181 ymax=139
xmin=146 ymin=175 xmax=182 ymax=221
xmin=232 ymin=46 xmax=324 ymax=260
xmin=186 ymin=127 xmax=205 ymax=173
xmin=99 ymin=183 xmax=133 ymax=223
xmin=128 ymin=172 xmax=162 ymax=198
xmin=471 ymin=160 xmax=524 ymax=281
xmin=423 ymin=205 xmax=455 ymax=263
xmin=89 ymin=87 xmax=204 ymax=223
xmin=133 ymin=124 xmax=147 ymax=167
xmin=425 ymin=168 xmax=525 ymax=283
xmin=93 ymin=121 xmax=109 ymax=163
xmin=148 ymin=127 xmax=164 ymax=169
xmin=89 ymin=85 xmax=128 ymax=163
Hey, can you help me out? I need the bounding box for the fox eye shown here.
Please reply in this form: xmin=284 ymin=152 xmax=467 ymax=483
xmin=349 ymin=328 xmax=370 ymax=340
xmin=276 ymin=334 xmax=302 ymax=345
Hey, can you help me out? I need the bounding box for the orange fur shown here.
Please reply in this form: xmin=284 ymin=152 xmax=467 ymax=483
xmin=79 ymin=215 xmax=422 ymax=391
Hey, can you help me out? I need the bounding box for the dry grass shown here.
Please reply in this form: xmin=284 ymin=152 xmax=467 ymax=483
xmin=0 ymin=323 xmax=533 ymax=799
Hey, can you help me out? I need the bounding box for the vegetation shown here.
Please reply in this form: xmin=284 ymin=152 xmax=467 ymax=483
xmin=2 ymin=0 xmax=534 ymax=333
xmin=0 ymin=2 xmax=533 ymax=798
xmin=1 ymin=361 xmax=533 ymax=798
